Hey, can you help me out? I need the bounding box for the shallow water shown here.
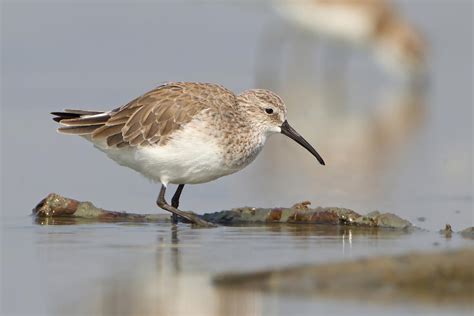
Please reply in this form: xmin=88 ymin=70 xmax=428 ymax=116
xmin=1 ymin=0 xmax=473 ymax=315
xmin=2 ymin=216 xmax=473 ymax=316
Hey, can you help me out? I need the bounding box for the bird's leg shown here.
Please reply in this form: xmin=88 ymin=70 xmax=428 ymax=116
xmin=170 ymin=184 xmax=185 ymax=224
xmin=156 ymin=185 xmax=215 ymax=228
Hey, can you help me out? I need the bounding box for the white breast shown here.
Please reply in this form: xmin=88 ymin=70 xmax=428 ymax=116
xmin=91 ymin=116 xmax=241 ymax=186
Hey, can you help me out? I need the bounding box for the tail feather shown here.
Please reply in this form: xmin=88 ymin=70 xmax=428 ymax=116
xmin=63 ymin=109 xmax=104 ymax=115
xmin=60 ymin=113 xmax=111 ymax=126
xmin=57 ymin=125 xmax=102 ymax=135
xmin=52 ymin=109 xmax=110 ymax=135
xmin=51 ymin=112 xmax=82 ymax=122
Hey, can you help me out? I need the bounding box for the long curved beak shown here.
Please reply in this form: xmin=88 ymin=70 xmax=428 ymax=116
xmin=280 ymin=120 xmax=325 ymax=165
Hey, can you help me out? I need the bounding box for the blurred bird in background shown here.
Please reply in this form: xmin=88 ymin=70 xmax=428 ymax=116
xmin=253 ymin=0 xmax=428 ymax=206
xmin=258 ymin=0 xmax=427 ymax=89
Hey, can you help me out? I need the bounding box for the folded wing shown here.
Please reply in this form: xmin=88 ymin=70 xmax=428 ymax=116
xmin=52 ymin=82 xmax=236 ymax=148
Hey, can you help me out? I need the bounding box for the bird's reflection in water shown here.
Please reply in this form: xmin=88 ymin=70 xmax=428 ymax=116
xmin=154 ymin=225 xmax=183 ymax=287
xmin=216 ymin=286 xmax=264 ymax=316
xmin=342 ymin=228 xmax=353 ymax=257
xmin=169 ymin=225 xmax=181 ymax=274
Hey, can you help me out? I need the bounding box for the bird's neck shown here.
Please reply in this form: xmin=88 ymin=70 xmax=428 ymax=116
xmin=217 ymin=111 xmax=267 ymax=170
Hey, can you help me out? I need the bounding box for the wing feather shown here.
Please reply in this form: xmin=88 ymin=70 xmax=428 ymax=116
xmin=58 ymin=125 xmax=101 ymax=135
xmin=90 ymin=82 xmax=236 ymax=148
xmin=92 ymin=124 xmax=124 ymax=139
xmin=106 ymin=133 xmax=124 ymax=147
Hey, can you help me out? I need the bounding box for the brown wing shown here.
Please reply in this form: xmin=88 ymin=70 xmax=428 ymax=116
xmin=91 ymin=82 xmax=236 ymax=147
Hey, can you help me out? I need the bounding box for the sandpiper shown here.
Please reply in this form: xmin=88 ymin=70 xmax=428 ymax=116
xmin=274 ymin=0 xmax=426 ymax=79
xmin=52 ymin=82 xmax=325 ymax=226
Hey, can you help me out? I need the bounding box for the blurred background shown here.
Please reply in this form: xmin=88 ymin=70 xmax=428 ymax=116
xmin=1 ymin=0 xmax=473 ymax=315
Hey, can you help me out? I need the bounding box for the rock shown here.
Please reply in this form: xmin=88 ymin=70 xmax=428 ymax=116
xmin=459 ymin=227 xmax=474 ymax=240
xmin=33 ymin=194 xmax=414 ymax=230
xmin=353 ymin=212 xmax=412 ymax=229
xmin=214 ymin=248 xmax=474 ymax=305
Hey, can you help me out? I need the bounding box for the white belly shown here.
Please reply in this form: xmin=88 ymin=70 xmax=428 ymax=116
xmin=90 ymin=119 xmax=240 ymax=186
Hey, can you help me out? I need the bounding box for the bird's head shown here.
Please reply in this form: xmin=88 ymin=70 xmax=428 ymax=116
xmin=237 ymin=89 xmax=325 ymax=165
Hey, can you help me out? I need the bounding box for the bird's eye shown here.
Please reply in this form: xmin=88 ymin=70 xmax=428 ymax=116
xmin=265 ymin=108 xmax=274 ymax=114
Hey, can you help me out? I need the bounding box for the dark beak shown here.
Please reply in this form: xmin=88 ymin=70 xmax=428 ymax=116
xmin=280 ymin=120 xmax=325 ymax=165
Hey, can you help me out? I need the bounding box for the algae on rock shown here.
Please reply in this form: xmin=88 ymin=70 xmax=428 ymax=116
xmin=34 ymin=193 xmax=413 ymax=229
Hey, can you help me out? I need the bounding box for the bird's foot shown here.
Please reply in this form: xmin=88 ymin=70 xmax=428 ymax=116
xmin=176 ymin=210 xmax=217 ymax=228
xmin=164 ymin=206 xmax=216 ymax=228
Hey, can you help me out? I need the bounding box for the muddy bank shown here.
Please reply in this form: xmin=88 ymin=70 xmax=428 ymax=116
xmin=33 ymin=193 xmax=413 ymax=229
xmin=214 ymin=248 xmax=474 ymax=305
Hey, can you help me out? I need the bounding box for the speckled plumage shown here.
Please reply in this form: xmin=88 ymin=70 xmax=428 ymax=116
xmin=53 ymin=82 xmax=289 ymax=184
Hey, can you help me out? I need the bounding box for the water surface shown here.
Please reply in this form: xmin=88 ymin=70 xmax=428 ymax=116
xmin=2 ymin=217 xmax=473 ymax=315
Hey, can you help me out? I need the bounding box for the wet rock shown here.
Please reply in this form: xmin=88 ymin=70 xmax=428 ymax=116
xmin=353 ymin=212 xmax=412 ymax=229
xmin=33 ymin=194 xmax=414 ymax=230
xmin=202 ymin=204 xmax=414 ymax=230
xmin=33 ymin=193 xmax=170 ymax=223
xmin=214 ymin=248 xmax=474 ymax=305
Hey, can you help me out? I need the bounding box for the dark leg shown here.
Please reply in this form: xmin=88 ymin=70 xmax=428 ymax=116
xmin=170 ymin=184 xmax=185 ymax=224
xmin=156 ymin=185 xmax=215 ymax=227
xmin=171 ymin=184 xmax=185 ymax=208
